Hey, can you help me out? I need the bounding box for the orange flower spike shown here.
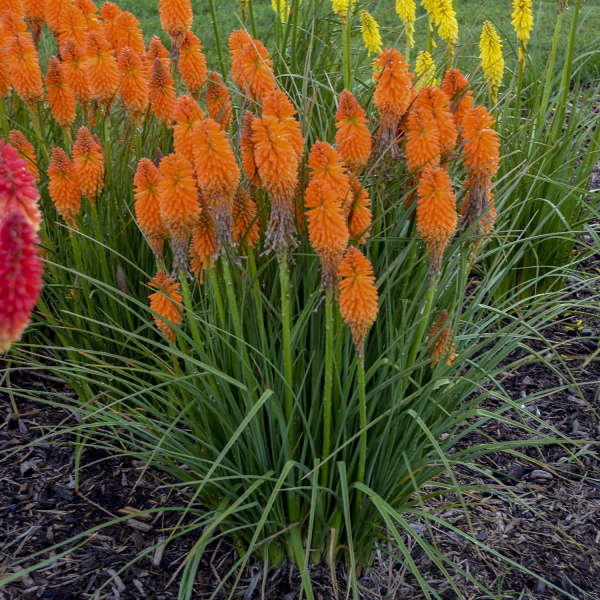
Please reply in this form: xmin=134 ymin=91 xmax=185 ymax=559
xmin=427 ymin=310 xmax=455 ymax=367
xmin=134 ymin=158 xmax=167 ymax=261
xmin=159 ymin=0 xmax=193 ymax=51
xmin=262 ymin=88 xmax=304 ymax=161
xmin=73 ymin=127 xmax=104 ymax=203
xmin=0 ymin=53 xmax=11 ymax=98
xmin=338 ymin=247 xmax=378 ymax=360
xmin=0 ymin=0 xmax=24 ymax=18
xmin=57 ymin=4 xmax=87 ymax=50
xmin=85 ymin=31 xmax=120 ymax=108
xmin=308 ymin=141 xmax=351 ymax=207
xmin=148 ymin=57 xmax=176 ymax=125
xmin=178 ymin=31 xmax=207 ymax=97
xmin=416 ymin=166 xmax=457 ymax=278
xmin=113 ymin=11 xmax=145 ymax=56
xmin=6 ymin=34 xmax=43 ymax=107
xmin=239 ymin=110 xmax=260 ymax=186
xmin=148 ymin=271 xmax=182 ymax=344
xmin=373 ymin=48 xmax=414 ymax=155
xmin=347 ymin=173 xmax=372 ymax=244
xmin=61 ymin=38 xmax=91 ymax=108
xmin=22 ymin=0 xmax=45 ymax=45
xmin=233 ymin=186 xmax=260 ymax=252
xmin=74 ymin=0 xmax=102 ymax=33
xmin=157 ymin=153 xmax=200 ymax=274
xmin=9 ymin=129 xmax=38 ymax=181
xmin=461 ymin=105 xmax=500 ymax=179
xmin=47 ymin=147 xmax=81 ymax=226
xmin=173 ymin=95 xmax=205 ymax=164
xmin=239 ymin=37 xmax=276 ymax=102
xmin=416 ymin=87 xmax=457 ymax=158
xmin=189 ymin=206 xmax=217 ymax=282
xmin=45 ymin=0 xmax=69 ymax=36
xmin=335 ymin=90 xmax=372 ymax=171
xmin=305 ymin=177 xmax=349 ymax=289
xmin=1 ymin=11 xmax=27 ymax=37
xmin=442 ymin=68 xmax=474 ymax=134
xmin=99 ymin=1 xmax=122 ymax=49
xmin=45 ymin=57 xmax=76 ymax=129
xmin=251 ymin=115 xmax=298 ymax=251
xmin=118 ymin=47 xmax=149 ymax=123
xmin=228 ymin=29 xmax=252 ymax=92
xmin=206 ymin=71 xmax=232 ymax=130
xmin=146 ymin=36 xmax=170 ymax=70
xmin=192 ymin=118 xmax=240 ymax=247
xmin=405 ymin=106 xmax=441 ymax=173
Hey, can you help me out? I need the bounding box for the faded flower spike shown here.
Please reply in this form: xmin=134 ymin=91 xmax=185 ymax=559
xmin=427 ymin=309 xmax=455 ymax=367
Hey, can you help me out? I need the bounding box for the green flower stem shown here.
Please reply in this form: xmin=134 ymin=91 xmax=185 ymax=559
xmin=321 ymin=289 xmax=334 ymax=488
xmin=514 ymin=56 xmax=524 ymax=130
xmin=209 ymin=266 xmax=226 ymax=331
xmin=538 ymin=10 xmax=563 ymax=131
xmin=0 ymin=97 xmax=9 ymax=139
xmin=208 ymin=0 xmax=226 ymax=77
xmin=279 ymin=255 xmax=295 ymax=452
xmin=103 ymin=114 xmax=112 ymax=187
xmin=248 ymin=0 xmax=257 ymax=38
xmin=357 ymin=357 xmax=367 ymax=486
xmin=342 ymin=13 xmax=352 ymax=91
xmin=407 ymin=282 xmax=436 ymax=369
xmin=248 ymin=249 xmax=268 ymax=352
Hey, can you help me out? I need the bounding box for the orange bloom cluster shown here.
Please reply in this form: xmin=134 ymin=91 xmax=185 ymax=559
xmin=100 ymin=2 xmax=121 ymax=44
xmin=189 ymin=205 xmax=217 ymax=282
xmin=45 ymin=57 xmax=76 ymax=129
xmin=427 ymin=310 xmax=455 ymax=367
xmin=6 ymin=33 xmax=43 ymax=107
xmin=461 ymin=105 xmax=500 ymax=233
xmin=239 ymin=110 xmax=259 ymax=186
xmin=148 ymin=271 xmax=182 ymax=343
xmin=262 ymin=89 xmax=303 ymax=162
xmin=347 ymin=173 xmax=371 ymax=244
xmin=0 ymin=52 xmax=11 ymax=98
xmin=192 ymin=117 xmax=239 ymax=248
xmin=73 ymin=126 xmax=104 ymax=203
xmin=118 ymin=46 xmax=149 ymax=123
xmin=148 ymin=57 xmax=176 ymax=124
xmin=441 ymin=68 xmax=474 ymax=134
xmin=46 ymin=0 xmax=70 ymax=37
xmin=414 ymin=87 xmax=457 ymax=161
xmin=229 ymin=29 xmax=276 ymax=102
xmin=206 ymin=71 xmax=232 ymax=130
xmin=47 ymin=147 xmax=81 ymax=226
xmin=405 ymin=105 xmax=440 ymax=173
xmin=179 ymin=31 xmax=207 ymax=98
xmin=61 ymin=38 xmax=91 ymax=108
xmin=134 ymin=158 xmax=167 ymax=261
xmin=232 ymin=186 xmax=260 ymax=253
xmin=157 ymin=152 xmax=200 ymax=274
xmin=146 ymin=36 xmax=170 ymax=70
xmin=416 ymin=166 xmax=457 ymax=278
xmin=57 ymin=3 xmax=87 ymax=51
xmin=113 ymin=11 xmax=145 ymax=56
xmin=173 ymin=94 xmax=204 ymax=164
xmin=373 ymin=48 xmax=414 ymax=157
xmin=9 ymin=129 xmax=38 ymax=182
xmin=85 ymin=31 xmax=119 ymax=109
xmin=338 ymin=247 xmax=378 ymax=360
xmin=159 ymin=0 xmax=193 ymax=53
xmin=335 ymin=90 xmax=372 ymax=171
xmin=305 ymin=142 xmax=350 ymax=289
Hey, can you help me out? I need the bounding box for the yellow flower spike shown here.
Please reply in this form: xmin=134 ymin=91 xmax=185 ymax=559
xmin=415 ymin=50 xmax=438 ymax=89
xmin=270 ymin=0 xmax=290 ymax=22
xmin=511 ymin=0 xmax=533 ymax=63
xmin=395 ymin=0 xmax=416 ymax=48
xmin=436 ymin=0 xmax=458 ymax=51
xmin=480 ymin=20 xmax=504 ymax=105
xmin=360 ymin=10 xmax=382 ymax=56
xmin=331 ymin=0 xmax=355 ymax=18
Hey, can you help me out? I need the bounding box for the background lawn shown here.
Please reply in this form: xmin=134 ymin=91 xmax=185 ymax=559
xmin=119 ymin=0 xmax=600 ymax=82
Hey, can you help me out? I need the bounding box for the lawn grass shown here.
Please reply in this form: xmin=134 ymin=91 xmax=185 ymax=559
xmin=120 ymin=0 xmax=600 ymax=82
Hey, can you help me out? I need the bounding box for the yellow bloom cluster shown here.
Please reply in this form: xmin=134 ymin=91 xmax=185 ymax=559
xmin=415 ymin=50 xmax=438 ymax=88
xmin=421 ymin=0 xmax=458 ymax=50
xmin=360 ymin=10 xmax=382 ymax=56
xmin=271 ymin=0 xmax=290 ymax=22
xmin=511 ymin=0 xmax=533 ymax=62
xmin=396 ymin=0 xmax=416 ymax=48
xmin=331 ymin=0 xmax=356 ymax=18
xmin=480 ymin=20 xmax=504 ymax=105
